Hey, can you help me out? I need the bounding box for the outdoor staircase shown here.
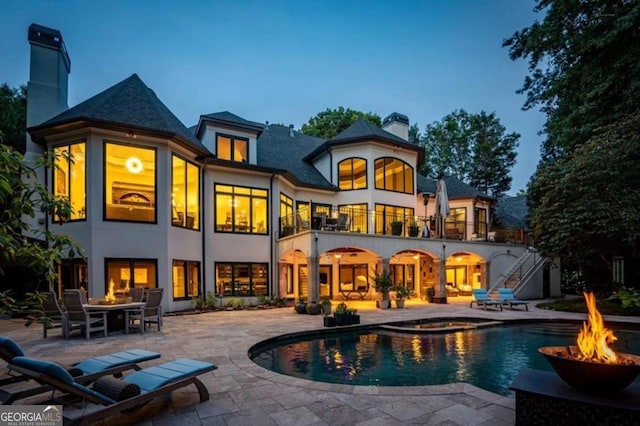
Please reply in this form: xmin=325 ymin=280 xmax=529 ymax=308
xmin=489 ymin=249 xmax=545 ymax=297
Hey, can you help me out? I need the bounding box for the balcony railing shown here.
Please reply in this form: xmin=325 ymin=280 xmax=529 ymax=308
xmin=278 ymin=207 xmax=530 ymax=245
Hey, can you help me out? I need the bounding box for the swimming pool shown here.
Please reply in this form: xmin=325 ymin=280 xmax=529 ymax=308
xmin=250 ymin=320 xmax=640 ymax=396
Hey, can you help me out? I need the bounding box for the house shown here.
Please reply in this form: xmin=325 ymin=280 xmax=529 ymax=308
xmin=24 ymin=24 xmax=555 ymax=312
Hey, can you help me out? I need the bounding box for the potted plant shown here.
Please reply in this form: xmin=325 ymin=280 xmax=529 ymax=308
xmin=393 ymin=285 xmax=412 ymax=308
xmin=323 ymin=311 xmax=337 ymax=327
xmin=294 ymin=298 xmax=307 ymax=314
xmin=334 ymin=302 xmax=350 ymax=326
xmin=373 ymin=270 xmax=393 ymax=309
xmin=305 ymin=300 xmax=322 ymax=315
xmin=390 ymin=220 xmax=403 ymax=236
xmin=319 ymin=296 xmax=332 ymax=315
xmin=407 ymin=219 xmax=419 ymax=237
xmin=425 ymin=287 xmax=435 ymax=303
xmin=348 ymin=307 xmax=360 ymax=325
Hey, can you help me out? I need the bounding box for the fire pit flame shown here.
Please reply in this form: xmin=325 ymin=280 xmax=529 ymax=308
xmin=105 ymin=279 xmax=116 ymax=303
xmin=576 ymin=292 xmax=618 ymax=363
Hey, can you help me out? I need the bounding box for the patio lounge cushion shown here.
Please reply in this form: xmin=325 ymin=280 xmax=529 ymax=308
xmin=0 ymin=336 xmax=25 ymax=360
xmin=123 ymin=359 xmax=214 ymax=393
xmin=74 ymin=349 xmax=160 ymax=374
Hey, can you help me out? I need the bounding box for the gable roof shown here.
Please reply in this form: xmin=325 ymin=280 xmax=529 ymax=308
xmin=197 ymin=111 xmax=265 ymax=136
xmin=257 ymin=124 xmax=334 ymax=189
xmin=416 ymin=175 xmax=494 ymax=201
xmin=28 ymin=74 xmax=209 ymax=154
xmin=495 ymin=195 xmax=529 ymax=229
xmin=303 ymin=119 xmax=424 ymax=163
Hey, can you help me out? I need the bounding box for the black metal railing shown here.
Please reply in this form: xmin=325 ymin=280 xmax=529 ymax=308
xmin=278 ymin=207 xmax=530 ymax=245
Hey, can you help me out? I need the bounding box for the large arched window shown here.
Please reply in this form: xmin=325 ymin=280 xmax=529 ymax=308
xmin=374 ymin=157 xmax=414 ymax=194
xmin=338 ymin=157 xmax=367 ymax=190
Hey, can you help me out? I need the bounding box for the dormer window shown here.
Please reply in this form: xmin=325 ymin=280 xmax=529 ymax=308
xmin=216 ymin=133 xmax=248 ymax=162
xmin=374 ymin=157 xmax=414 ymax=194
xmin=338 ymin=157 xmax=367 ymax=190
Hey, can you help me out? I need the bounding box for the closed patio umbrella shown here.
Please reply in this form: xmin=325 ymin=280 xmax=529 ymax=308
xmin=434 ymin=179 xmax=450 ymax=303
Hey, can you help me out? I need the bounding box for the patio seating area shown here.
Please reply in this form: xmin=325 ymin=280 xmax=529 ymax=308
xmin=2 ymin=297 xmax=639 ymax=425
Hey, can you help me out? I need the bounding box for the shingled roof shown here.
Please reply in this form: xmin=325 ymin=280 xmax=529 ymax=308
xmin=257 ymin=124 xmax=334 ymax=189
xmin=416 ymin=175 xmax=494 ymax=200
xmin=197 ymin=111 xmax=265 ymax=136
xmin=28 ymin=74 xmax=208 ymax=154
xmin=304 ymin=119 xmax=424 ymax=163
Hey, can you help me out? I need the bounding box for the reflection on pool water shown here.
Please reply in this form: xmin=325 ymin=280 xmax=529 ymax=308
xmin=250 ymin=322 xmax=640 ymax=396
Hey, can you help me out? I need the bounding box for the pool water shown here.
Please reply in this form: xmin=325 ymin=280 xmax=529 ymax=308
xmin=250 ymin=322 xmax=640 ymax=396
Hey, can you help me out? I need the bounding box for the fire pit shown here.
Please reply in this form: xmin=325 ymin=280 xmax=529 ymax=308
xmin=540 ymin=292 xmax=640 ymax=393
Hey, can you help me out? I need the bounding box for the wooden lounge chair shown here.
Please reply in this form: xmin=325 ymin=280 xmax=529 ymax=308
xmin=9 ymin=355 xmax=217 ymax=425
xmin=0 ymin=336 xmax=160 ymax=404
xmin=470 ymin=289 xmax=503 ymax=311
xmin=498 ymin=288 xmax=529 ymax=311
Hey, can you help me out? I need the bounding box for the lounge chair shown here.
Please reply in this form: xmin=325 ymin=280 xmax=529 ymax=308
xmin=0 ymin=336 xmax=160 ymax=404
xmin=9 ymin=355 xmax=217 ymax=425
xmin=470 ymin=289 xmax=503 ymax=311
xmin=498 ymin=288 xmax=529 ymax=311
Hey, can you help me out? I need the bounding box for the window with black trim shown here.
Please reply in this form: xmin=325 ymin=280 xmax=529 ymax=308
xmin=337 ymin=203 xmax=368 ymax=233
xmin=105 ymin=258 xmax=157 ymax=297
xmin=216 ymin=133 xmax=248 ymax=162
xmin=280 ymin=193 xmax=294 ymax=236
xmin=374 ymin=157 xmax=414 ymax=194
xmin=374 ymin=204 xmax=414 ymax=235
xmin=171 ymin=155 xmax=200 ymax=229
xmin=215 ymin=184 xmax=267 ymax=233
xmin=338 ymin=157 xmax=367 ymax=190
xmin=215 ymin=262 xmax=268 ymax=296
xmin=53 ymin=141 xmax=86 ymax=222
xmin=172 ymin=260 xmax=200 ymax=300
xmin=474 ymin=207 xmax=487 ymax=239
xmin=104 ymin=142 xmax=156 ymax=223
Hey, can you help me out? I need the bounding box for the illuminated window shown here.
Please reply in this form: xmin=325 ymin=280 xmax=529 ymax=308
xmin=172 ymin=260 xmax=200 ymax=300
xmin=53 ymin=141 xmax=86 ymax=222
xmin=337 ymin=204 xmax=368 ymax=233
xmin=215 ymin=184 xmax=267 ymax=234
xmin=171 ymin=155 xmax=200 ymax=229
xmin=215 ymin=263 xmax=268 ymax=296
xmin=374 ymin=157 xmax=414 ymax=194
xmin=105 ymin=258 xmax=157 ymax=296
xmin=375 ymin=204 xmax=414 ymax=235
xmin=446 ymin=207 xmax=466 ymax=239
xmin=216 ymin=133 xmax=248 ymax=162
xmin=280 ymin=193 xmax=294 ymax=236
xmin=104 ymin=142 xmax=156 ymax=223
xmin=474 ymin=208 xmax=487 ymax=239
xmin=338 ymin=157 xmax=367 ymax=190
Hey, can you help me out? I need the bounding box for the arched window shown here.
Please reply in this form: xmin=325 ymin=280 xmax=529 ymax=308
xmin=338 ymin=157 xmax=367 ymax=190
xmin=374 ymin=157 xmax=414 ymax=194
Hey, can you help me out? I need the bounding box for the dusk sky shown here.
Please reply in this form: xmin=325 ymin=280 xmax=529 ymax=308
xmin=2 ymin=0 xmax=546 ymax=194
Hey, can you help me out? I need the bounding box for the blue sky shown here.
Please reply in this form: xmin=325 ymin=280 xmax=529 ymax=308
xmin=1 ymin=0 xmax=546 ymax=194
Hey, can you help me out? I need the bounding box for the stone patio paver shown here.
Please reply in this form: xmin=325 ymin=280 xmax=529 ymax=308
xmin=2 ymin=297 xmax=639 ymax=425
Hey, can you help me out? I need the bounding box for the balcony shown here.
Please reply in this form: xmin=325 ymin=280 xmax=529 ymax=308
xmin=278 ymin=207 xmax=530 ymax=245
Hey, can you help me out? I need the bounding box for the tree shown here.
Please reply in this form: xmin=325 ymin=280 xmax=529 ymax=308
xmin=0 ymin=84 xmax=27 ymax=153
xmin=419 ymin=110 xmax=519 ymax=198
xmin=419 ymin=109 xmax=473 ymax=181
xmin=0 ymin=145 xmax=84 ymax=297
xmin=505 ymin=0 xmax=640 ymax=289
xmin=468 ymin=112 xmax=519 ymax=198
xmin=408 ymin=123 xmax=421 ymax=144
xmin=300 ymin=107 xmax=381 ymax=139
xmin=529 ymin=115 xmax=640 ymax=290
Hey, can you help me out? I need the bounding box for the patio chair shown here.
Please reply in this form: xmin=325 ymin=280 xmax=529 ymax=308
xmin=9 ymin=355 xmax=217 ymax=425
xmin=62 ymin=290 xmax=108 ymax=340
xmin=129 ymin=287 xmax=146 ymax=303
xmin=0 ymin=336 xmax=160 ymax=404
xmin=125 ymin=288 xmax=163 ymax=334
xmin=470 ymin=289 xmax=503 ymax=311
xmin=498 ymin=288 xmax=529 ymax=311
xmin=41 ymin=291 xmax=68 ymax=338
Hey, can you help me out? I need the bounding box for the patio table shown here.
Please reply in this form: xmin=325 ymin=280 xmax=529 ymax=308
xmin=83 ymin=302 xmax=145 ymax=335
